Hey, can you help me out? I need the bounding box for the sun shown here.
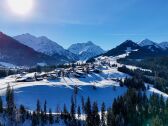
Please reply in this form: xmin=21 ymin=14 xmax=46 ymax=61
xmin=7 ymin=0 xmax=34 ymax=16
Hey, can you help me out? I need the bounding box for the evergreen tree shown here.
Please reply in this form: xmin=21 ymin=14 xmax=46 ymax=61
xmin=43 ymin=100 xmax=47 ymax=124
xmin=63 ymin=104 xmax=68 ymax=123
xmin=19 ymin=105 xmax=26 ymax=123
xmin=77 ymin=106 xmax=81 ymax=119
xmin=36 ymin=99 xmax=41 ymax=114
xmin=92 ymin=102 xmax=100 ymax=126
xmin=32 ymin=111 xmax=38 ymax=126
xmin=77 ymin=106 xmax=81 ymax=126
xmin=101 ymin=102 xmax=106 ymax=126
xmin=81 ymin=96 xmax=85 ymax=114
xmin=49 ymin=109 xmax=54 ymax=124
xmin=85 ymin=97 xmax=92 ymax=126
xmin=36 ymin=99 xmax=41 ymax=125
xmin=70 ymin=97 xmax=75 ymax=120
xmin=6 ymin=84 xmax=15 ymax=116
xmin=107 ymin=108 xmax=115 ymax=126
xmin=152 ymin=115 xmax=163 ymax=126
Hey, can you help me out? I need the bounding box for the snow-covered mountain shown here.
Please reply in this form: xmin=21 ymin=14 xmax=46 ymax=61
xmin=138 ymin=39 xmax=163 ymax=52
xmin=14 ymin=33 xmax=78 ymax=61
xmin=88 ymin=39 xmax=168 ymax=63
xmin=0 ymin=32 xmax=59 ymax=66
xmin=159 ymin=42 xmax=168 ymax=50
xmin=68 ymin=41 xmax=105 ymax=60
xmin=138 ymin=39 xmax=161 ymax=48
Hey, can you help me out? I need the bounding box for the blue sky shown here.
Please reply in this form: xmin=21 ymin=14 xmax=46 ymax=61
xmin=0 ymin=0 xmax=168 ymax=50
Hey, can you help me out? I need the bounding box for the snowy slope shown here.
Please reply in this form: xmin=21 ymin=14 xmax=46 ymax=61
xmin=159 ymin=42 xmax=168 ymax=50
xmin=0 ymin=67 xmax=128 ymax=111
xmin=68 ymin=41 xmax=105 ymax=60
xmin=14 ymin=33 xmax=78 ymax=61
xmin=138 ymin=39 xmax=159 ymax=47
xmin=138 ymin=39 xmax=164 ymax=52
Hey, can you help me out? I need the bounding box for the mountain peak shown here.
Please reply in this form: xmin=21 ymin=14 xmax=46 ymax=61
xmin=13 ymin=33 xmax=78 ymax=61
xmin=120 ymin=40 xmax=139 ymax=47
xmin=22 ymin=33 xmax=34 ymax=36
xmin=68 ymin=41 xmax=105 ymax=60
xmin=38 ymin=36 xmax=49 ymax=40
xmin=139 ymin=39 xmax=157 ymax=47
xmin=86 ymin=41 xmax=94 ymax=45
xmin=123 ymin=40 xmax=135 ymax=44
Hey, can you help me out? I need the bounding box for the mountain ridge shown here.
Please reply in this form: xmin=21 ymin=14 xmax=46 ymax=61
xmin=14 ymin=33 xmax=78 ymax=62
xmin=68 ymin=41 xmax=105 ymax=60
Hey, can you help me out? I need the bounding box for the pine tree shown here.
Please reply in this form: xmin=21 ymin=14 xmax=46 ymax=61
xmin=77 ymin=106 xmax=81 ymax=126
xmin=36 ymin=99 xmax=41 ymax=125
xmin=81 ymin=96 xmax=85 ymax=114
xmin=49 ymin=109 xmax=54 ymax=124
xmin=85 ymin=97 xmax=92 ymax=126
xmin=152 ymin=115 xmax=163 ymax=126
xmin=92 ymin=102 xmax=100 ymax=126
xmin=19 ymin=105 xmax=26 ymax=123
xmin=70 ymin=97 xmax=75 ymax=120
xmin=107 ymin=108 xmax=115 ymax=126
xmin=36 ymin=99 xmax=41 ymax=114
xmin=101 ymin=102 xmax=106 ymax=126
xmin=44 ymin=100 xmax=47 ymax=114
xmin=43 ymin=100 xmax=47 ymax=123
xmin=32 ymin=111 xmax=38 ymax=126
xmin=63 ymin=104 xmax=68 ymax=123
xmin=6 ymin=84 xmax=15 ymax=116
xmin=77 ymin=106 xmax=81 ymax=119
xmin=0 ymin=96 xmax=3 ymax=113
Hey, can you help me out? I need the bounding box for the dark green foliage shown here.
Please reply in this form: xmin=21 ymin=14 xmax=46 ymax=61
xmin=123 ymin=76 xmax=146 ymax=91
xmin=49 ymin=109 xmax=54 ymax=124
xmin=77 ymin=106 xmax=81 ymax=119
xmin=19 ymin=105 xmax=26 ymax=123
xmin=32 ymin=112 xmax=38 ymax=126
xmin=43 ymin=100 xmax=47 ymax=124
xmin=85 ymin=97 xmax=92 ymax=126
xmin=36 ymin=99 xmax=41 ymax=114
xmin=101 ymin=102 xmax=106 ymax=126
xmin=0 ymin=69 xmax=16 ymax=78
xmin=81 ymin=96 xmax=85 ymax=114
xmin=70 ymin=97 xmax=75 ymax=120
xmin=106 ymin=88 xmax=168 ymax=126
xmin=92 ymin=102 xmax=100 ymax=126
xmin=6 ymin=84 xmax=15 ymax=116
xmin=118 ymin=56 xmax=168 ymax=94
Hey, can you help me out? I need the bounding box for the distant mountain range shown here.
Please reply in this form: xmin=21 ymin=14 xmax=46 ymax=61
xmin=1 ymin=31 xmax=168 ymax=67
xmin=68 ymin=41 xmax=105 ymax=60
xmin=0 ymin=32 xmax=105 ymax=66
xmin=14 ymin=33 xmax=78 ymax=62
xmin=88 ymin=39 xmax=168 ymax=62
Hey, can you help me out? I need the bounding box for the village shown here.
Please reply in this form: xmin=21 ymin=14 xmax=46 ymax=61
xmin=13 ymin=59 xmax=118 ymax=83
